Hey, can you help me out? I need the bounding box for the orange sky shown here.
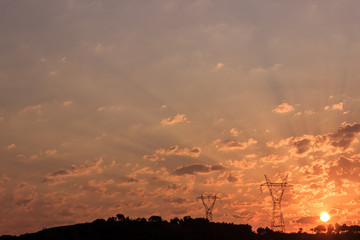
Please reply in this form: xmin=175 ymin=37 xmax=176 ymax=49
xmin=1 ymin=0 xmax=360 ymax=235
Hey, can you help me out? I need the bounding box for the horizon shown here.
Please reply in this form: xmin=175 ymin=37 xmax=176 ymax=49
xmin=1 ymin=0 xmax=360 ymax=236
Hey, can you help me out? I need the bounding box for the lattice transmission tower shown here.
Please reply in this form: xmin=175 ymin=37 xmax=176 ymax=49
xmin=260 ymin=175 xmax=292 ymax=232
xmin=197 ymin=194 xmax=221 ymax=221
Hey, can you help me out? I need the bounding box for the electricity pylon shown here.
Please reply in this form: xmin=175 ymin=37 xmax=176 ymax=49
xmin=197 ymin=194 xmax=221 ymax=221
xmin=260 ymin=175 xmax=292 ymax=232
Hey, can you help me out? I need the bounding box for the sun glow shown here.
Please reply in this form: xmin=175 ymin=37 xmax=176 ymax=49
xmin=320 ymin=212 xmax=330 ymax=222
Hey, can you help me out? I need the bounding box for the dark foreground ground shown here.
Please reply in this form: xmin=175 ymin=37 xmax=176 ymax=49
xmin=1 ymin=216 xmax=360 ymax=240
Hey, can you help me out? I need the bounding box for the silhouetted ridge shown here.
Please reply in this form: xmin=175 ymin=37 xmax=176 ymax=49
xmin=2 ymin=215 xmax=360 ymax=240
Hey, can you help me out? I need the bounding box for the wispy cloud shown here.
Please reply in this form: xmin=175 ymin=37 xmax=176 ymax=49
xmin=143 ymin=154 xmax=164 ymax=162
xmin=19 ymin=104 xmax=42 ymax=115
xmin=63 ymin=101 xmax=73 ymax=106
xmin=173 ymin=163 xmax=225 ymax=176
xmin=4 ymin=143 xmax=16 ymax=150
xmin=161 ymin=113 xmax=190 ymax=125
xmin=214 ymin=138 xmax=257 ymax=151
xmin=155 ymin=145 xmax=201 ymax=158
xmin=43 ymin=158 xmax=104 ymax=185
xmin=48 ymin=70 xmax=59 ymax=76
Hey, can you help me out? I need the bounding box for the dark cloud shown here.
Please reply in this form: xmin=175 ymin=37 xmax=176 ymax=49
xmin=43 ymin=158 xmax=103 ymax=184
xmin=173 ymin=164 xmax=225 ymax=176
xmin=328 ymin=156 xmax=360 ymax=187
xmin=276 ymin=122 xmax=360 ymax=156
xmin=227 ymin=173 xmax=238 ymax=183
xmin=330 ymin=123 xmax=360 ymax=150
xmin=292 ymin=216 xmax=318 ymax=224
xmin=214 ymin=138 xmax=257 ymax=151
xmin=166 ymin=197 xmax=187 ymax=204
xmin=292 ymin=138 xmax=311 ymax=154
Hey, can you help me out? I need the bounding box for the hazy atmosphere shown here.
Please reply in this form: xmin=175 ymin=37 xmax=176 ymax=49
xmin=1 ymin=0 xmax=360 ymax=235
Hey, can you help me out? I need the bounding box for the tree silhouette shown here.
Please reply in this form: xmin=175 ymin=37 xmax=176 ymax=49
xmin=170 ymin=217 xmax=180 ymax=224
xmin=327 ymin=224 xmax=334 ymax=234
xmin=148 ymin=215 xmax=162 ymax=223
xmin=116 ymin=214 xmax=125 ymax=222
xmin=314 ymin=225 xmax=326 ymax=234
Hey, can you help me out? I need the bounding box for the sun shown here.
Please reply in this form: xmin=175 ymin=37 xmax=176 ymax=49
xmin=320 ymin=212 xmax=330 ymax=222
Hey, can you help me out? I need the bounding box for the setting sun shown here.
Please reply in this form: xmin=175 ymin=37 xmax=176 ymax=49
xmin=320 ymin=212 xmax=330 ymax=222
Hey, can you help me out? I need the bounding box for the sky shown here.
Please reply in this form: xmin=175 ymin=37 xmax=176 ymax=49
xmin=1 ymin=0 xmax=360 ymax=235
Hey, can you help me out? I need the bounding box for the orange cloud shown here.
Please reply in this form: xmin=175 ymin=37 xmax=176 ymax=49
xmin=63 ymin=101 xmax=73 ymax=106
xmin=226 ymin=159 xmax=257 ymax=169
xmin=45 ymin=149 xmax=57 ymax=156
xmin=260 ymin=154 xmax=289 ymax=164
xmin=5 ymin=143 xmax=16 ymax=150
xmin=143 ymin=154 xmax=164 ymax=162
xmin=161 ymin=113 xmax=190 ymax=125
xmin=267 ymin=122 xmax=360 ymax=156
xmin=20 ymin=104 xmax=42 ymax=115
xmin=324 ymin=102 xmax=343 ymax=111
xmin=152 ymin=145 xmax=201 ymax=158
xmin=214 ymin=138 xmax=257 ymax=151
xmin=272 ymin=102 xmax=294 ymax=113
xmin=43 ymin=158 xmax=104 ymax=185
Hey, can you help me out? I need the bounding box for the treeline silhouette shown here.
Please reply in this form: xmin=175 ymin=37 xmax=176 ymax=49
xmin=1 ymin=214 xmax=360 ymax=240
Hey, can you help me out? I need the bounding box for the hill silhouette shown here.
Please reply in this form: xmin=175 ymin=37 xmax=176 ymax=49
xmin=1 ymin=215 xmax=360 ymax=240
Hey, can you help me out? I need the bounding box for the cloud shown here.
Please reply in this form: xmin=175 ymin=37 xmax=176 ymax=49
xmin=13 ymin=182 xmax=37 ymax=208
xmin=271 ymin=63 xmax=283 ymax=71
xmin=94 ymin=43 xmax=114 ymax=53
xmin=20 ymin=104 xmax=42 ymax=115
xmin=87 ymin=179 xmax=114 ymax=193
xmin=173 ymin=163 xmax=225 ymax=176
xmin=324 ymin=102 xmax=343 ymax=111
xmin=116 ymin=177 xmax=143 ymax=186
xmin=267 ymin=122 xmax=360 ymax=156
xmin=214 ymin=138 xmax=257 ymax=151
xmin=161 ymin=113 xmax=190 ymax=125
xmin=292 ymin=216 xmax=318 ymax=224
xmin=166 ymin=197 xmax=188 ymax=204
xmin=215 ymin=62 xmax=224 ymax=69
xmin=304 ymin=109 xmax=315 ymax=115
xmin=143 ymin=154 xmax=164 ymax=162
xmin=174 ymin=146 xmax=201 ymax=157
xmin=63 ymin=101 xmax=73 ymax=106
xmin=45 ymin=149 xmax=57 ymax=156
xmin=250 ymin=63 xmax=282 ymax=74
xmin=4 ymin=143 xmax=16 ymax=150
xmin=330 ymin=122 xmax=360 ymax=150
xmin=230 ymin=128 xmax=240 ymax=137
xmin=272 ymin=102 xmax=294 ymax=113
xmin=0 ymin=174 xmax=11 ymax=183
xmin=97 ymin=105 xmax=123 ymax=112
xmin=226 ymin=159 xmax=257 ymax=169
xmin=227 ymin=173 xmax=238 ymax=183
xmin=153 ymin=145 xmax=201 ymax=158
xmin=328 ymin=156 xmax=360 ymax=187
xmin=48 ymin=70 xmax=59 ymax=76
xmin=260 ymin=154 xmax=288 ymax=164
xmin=43 ymin=158 xmax=104 ymax=185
